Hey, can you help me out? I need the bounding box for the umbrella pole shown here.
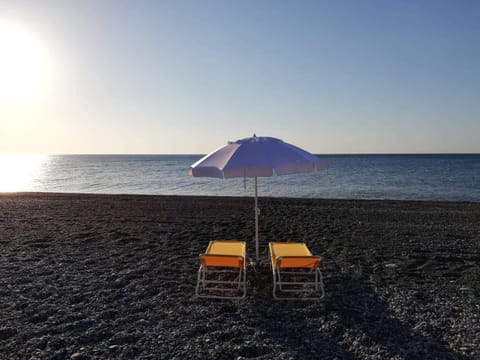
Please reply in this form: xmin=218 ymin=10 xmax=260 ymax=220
xmin=254 ymin=176 xmax=259 ymax=262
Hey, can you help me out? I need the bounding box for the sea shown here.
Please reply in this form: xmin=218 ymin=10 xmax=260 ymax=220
xmin=1 ymin=154 xmax=479 ymax=202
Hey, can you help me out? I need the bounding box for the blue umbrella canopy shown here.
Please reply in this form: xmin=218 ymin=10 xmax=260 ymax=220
xmin=189 ymin=135 xmax=328 ymax=261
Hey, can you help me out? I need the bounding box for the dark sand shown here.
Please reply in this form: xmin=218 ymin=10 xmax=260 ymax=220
xmin=0 ymin=193 xmax=479 ymax=359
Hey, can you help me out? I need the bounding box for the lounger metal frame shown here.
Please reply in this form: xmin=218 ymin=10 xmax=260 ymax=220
xmin=195 ymin=254 xmax=247 ymax=300
xmin=270 ymin=253 xmax=325 ymax=301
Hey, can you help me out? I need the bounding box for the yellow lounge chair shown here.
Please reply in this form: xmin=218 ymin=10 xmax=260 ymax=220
xmin=196 ymin=240 xmax=247 ymax=299
xmin=269 ymin=242 xmax=325 ymax=300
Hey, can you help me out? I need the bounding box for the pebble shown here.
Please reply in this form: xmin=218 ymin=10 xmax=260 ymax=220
xmin=385 ymin=263 xmax=399 ymax=269
xmin=1 ymin=195 xmax=479 ymax=359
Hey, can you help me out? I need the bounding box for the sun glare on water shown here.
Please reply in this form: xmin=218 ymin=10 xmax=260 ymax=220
xmin=0 ymin=155 xmax=47 ymax=192
xmin=0 ymin=20 xmax=52 ymax=100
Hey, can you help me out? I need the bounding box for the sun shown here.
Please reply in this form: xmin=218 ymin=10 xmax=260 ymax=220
xmin=0 ymin=21 xmax=51 ymax=100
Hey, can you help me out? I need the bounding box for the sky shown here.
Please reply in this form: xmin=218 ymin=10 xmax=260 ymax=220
xmin=0 ymin=0 xmax=479 ymax=154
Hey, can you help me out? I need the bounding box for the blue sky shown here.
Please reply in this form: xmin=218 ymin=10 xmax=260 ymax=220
xmin=0 ymin=0 xmax=479 ymax=153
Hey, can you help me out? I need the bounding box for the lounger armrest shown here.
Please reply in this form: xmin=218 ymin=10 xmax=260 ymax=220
xmin=275 ymin=256 xmax=322 ymax=269
xmin=200 ymin=254 xmax=245 ymax=268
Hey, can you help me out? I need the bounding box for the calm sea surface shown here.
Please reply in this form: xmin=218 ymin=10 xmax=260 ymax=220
xmin=1 ymin=154 xmax=479 ymax=202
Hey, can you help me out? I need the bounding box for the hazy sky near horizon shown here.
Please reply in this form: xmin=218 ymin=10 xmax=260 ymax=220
xmin=1 ymin=0 xmax=479 ymax=154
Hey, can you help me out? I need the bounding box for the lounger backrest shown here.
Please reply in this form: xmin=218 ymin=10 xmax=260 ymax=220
xmin=200 ymin=254 xmax=245 ymax=268
xmin=276 ymin=256 xmax=321 ymax=269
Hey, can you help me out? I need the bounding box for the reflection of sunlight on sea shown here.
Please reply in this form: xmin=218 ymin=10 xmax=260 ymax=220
xmin=0 ymin=155 xmax=49 ymax=192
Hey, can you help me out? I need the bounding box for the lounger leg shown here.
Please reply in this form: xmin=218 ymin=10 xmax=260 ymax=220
xmin=273 ymin=268 xmax=325 ymax=300
xmin=237 ymin=268 xmax=242 ymax=290
xmin=196 ymin=265 xmax=247 ymax=300
xmin=195 ymin=265 xmax=204 ymax=297
xmin=272 ymin=269 xmax=279 ymax=299
xmin=318 ymin=269 xmax=325 ymax=299
xmin=241 ymin=267 xmax=247 ymax=298
xmin=277 ymin=269 xmax=284 ymax=291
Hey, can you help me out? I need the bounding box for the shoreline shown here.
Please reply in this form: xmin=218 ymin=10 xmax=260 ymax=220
xmin=1 ymin=193 xmax=479 ymax=358
xmin=2 ymin=191 xmax=480 ymax=205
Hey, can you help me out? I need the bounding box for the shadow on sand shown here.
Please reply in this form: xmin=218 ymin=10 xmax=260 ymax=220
xmin=237 ymin=263 xmax=468 ymax=359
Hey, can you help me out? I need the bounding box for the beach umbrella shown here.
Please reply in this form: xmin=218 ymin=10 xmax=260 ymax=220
xmin=189 ymin=134 xmax=328 ymax=262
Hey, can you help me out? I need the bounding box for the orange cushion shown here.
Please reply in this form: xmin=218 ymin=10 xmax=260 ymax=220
xmin=277 ymin=256 xmax=321 ymax=269
xmin=269 ymin=242 xmax=321 ymax=269
xmin=200 ymin=240 xmax=246 ymax=268
xmin=200 ymin=254 xmax=244 ymax=268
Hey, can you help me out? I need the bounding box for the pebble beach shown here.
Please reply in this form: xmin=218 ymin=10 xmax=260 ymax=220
xmin=0 ymin=193 xmax=479 ymax=359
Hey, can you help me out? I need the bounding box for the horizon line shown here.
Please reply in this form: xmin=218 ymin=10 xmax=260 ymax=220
xmin=1 ymin=152 xmax=479 ymax=156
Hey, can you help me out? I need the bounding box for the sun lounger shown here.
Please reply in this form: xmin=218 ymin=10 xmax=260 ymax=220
xmin=269 ymin=242 xmax=325 ymax=300
xmin=195 ymin=240 xmax=247 ymax=299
